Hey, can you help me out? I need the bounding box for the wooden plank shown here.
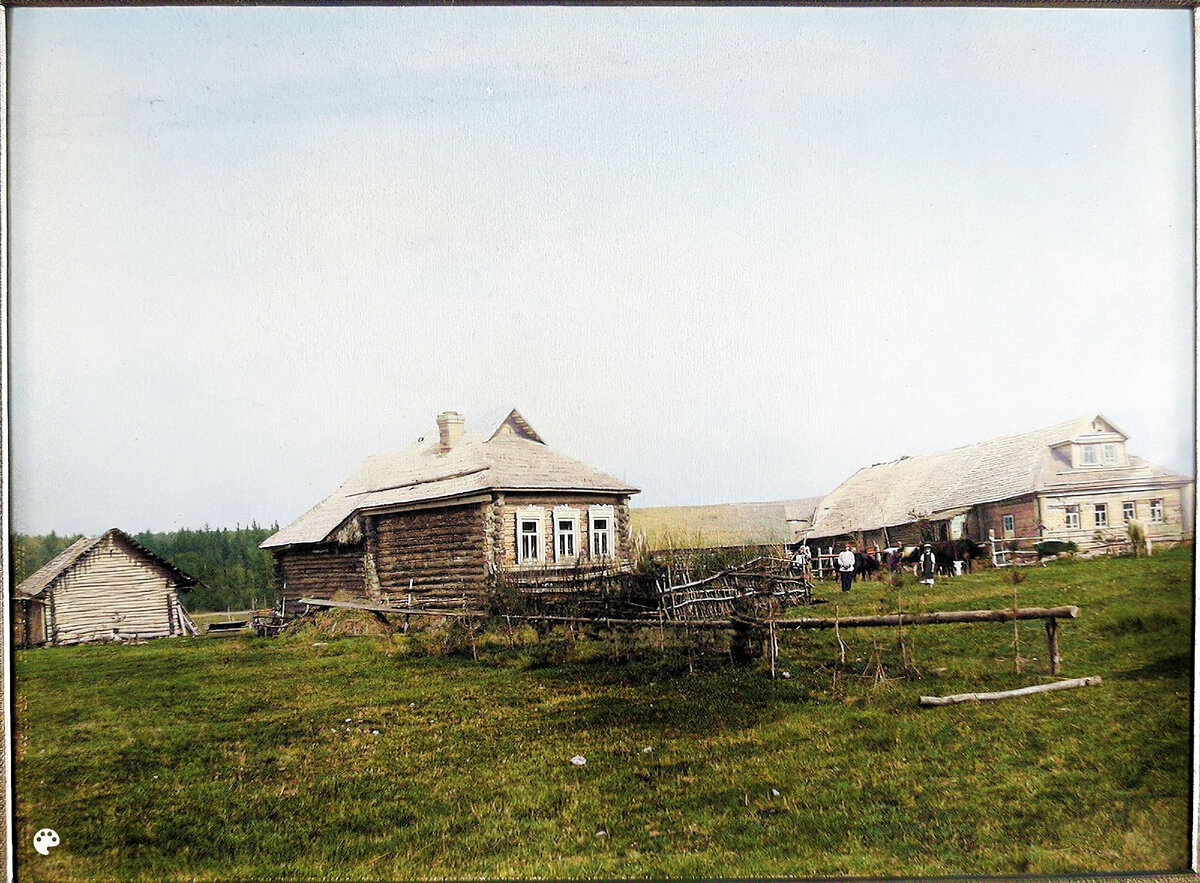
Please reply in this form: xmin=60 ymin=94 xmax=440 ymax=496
xmin=919 ymin=676 xmax=1102 ymax=706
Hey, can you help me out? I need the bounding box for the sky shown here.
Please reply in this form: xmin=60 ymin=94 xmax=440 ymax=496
xmin=7 ymin=7 xmax=1196 ymax=536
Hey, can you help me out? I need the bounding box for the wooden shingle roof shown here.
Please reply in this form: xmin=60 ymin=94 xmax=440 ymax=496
xmin=15 ymin=529 xmax=201 ymax=598
xmin=262 ymin=410 xmax=639 ymax=549
xmin=807 ymin=414 xmax=1190 ymax=539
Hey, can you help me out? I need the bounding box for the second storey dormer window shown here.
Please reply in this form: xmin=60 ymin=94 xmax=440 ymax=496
xmin=1080 ymin=445 xmax=1097 ymax=465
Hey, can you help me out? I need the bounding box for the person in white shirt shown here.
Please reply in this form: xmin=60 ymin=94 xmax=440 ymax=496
xmin=836 ymin=543 xmax=857 ymax=593
xmin=791 ymin=544 xmax=811 ymax=576
xmin=918 ymin=543 xmax=938 ymax=586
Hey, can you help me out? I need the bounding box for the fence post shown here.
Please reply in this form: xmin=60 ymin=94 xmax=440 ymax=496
xmin=1044 ymin=617 xmax=1060 ymax=674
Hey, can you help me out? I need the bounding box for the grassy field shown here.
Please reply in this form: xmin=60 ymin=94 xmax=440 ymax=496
xmin=630 ymin=499 xmax=813 ymax=548
xmin=13 ymin=548 xmax=1193 ymax=880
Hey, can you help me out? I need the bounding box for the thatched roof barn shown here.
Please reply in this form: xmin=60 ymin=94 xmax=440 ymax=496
xmin=261 ymin=409 xmax=640 ymax=610
xmin=806 ymin=414 xmax=1193 ymax=552
xmin=15 ymin=528 xmax=201 ymax=646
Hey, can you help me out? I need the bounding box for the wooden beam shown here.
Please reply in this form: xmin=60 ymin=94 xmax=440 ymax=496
xmin=919 ymin=676 xmax=1102 ymax=706
xmin=298 ymin=597 xmax=480 ymax=618
xmin=772 ymin=606 xmax=1078 ymax=630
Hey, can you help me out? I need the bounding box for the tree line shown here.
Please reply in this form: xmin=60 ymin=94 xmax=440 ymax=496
xmin=11 ymin=524 xmax=280 ymax=613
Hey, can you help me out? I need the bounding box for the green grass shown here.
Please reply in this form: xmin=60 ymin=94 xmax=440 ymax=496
xmin=14 ymin=548 xmax=1193 ymax=880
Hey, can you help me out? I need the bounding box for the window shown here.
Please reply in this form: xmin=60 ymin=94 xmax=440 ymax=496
xmin=515 ymin=508 xmax=545 ymax=564
xmin=1094 ymin=503 xmax=1107 ymax=528
xmin=588 ymin=505 xmax=616 ymax=559
xmin=553 ymin=507 xmax=580 ymax=563
xmin=1102 ymin=444 xmax=1117 ymax=465
xmin=1123 ymin=501 xmax=1136 ymax=523
xmin=1064 ymin=505 xmax=1080 ymax=530
xmin=1080 ymin=445 xmax=1097 ymax=465
xmin=1001 ymin=514 xmax=1015 ymax=538
xmin=1150 ymin=499 xmax=1164 ymax=523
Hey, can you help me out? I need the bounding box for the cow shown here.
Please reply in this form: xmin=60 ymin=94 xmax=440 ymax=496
xmin=854 ymin=549 xmax=882 ymax=581
xmin=904 ymin=538 xmax=983 ymax=577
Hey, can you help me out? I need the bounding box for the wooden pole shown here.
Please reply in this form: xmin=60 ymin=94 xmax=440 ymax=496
xmin=769 ymin=619 xmax=777 ymax=678
xmin=919 ymin=676 xmax=1101 ymax=706
xmin=1045 ymin=617 xmax=1061 ymax=674
xmin=771 ymin=606 xmax=1079 ymax=630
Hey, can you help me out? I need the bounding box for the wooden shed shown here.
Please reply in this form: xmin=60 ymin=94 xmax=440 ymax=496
xmin=15 ymin=528 xmax=201 ymax=647
xmin=261 ymin=409 xmax=640 ymax=611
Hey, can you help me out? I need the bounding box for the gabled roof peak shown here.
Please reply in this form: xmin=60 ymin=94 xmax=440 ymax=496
xmin=488 ymin=408 xmax=545 ymax=444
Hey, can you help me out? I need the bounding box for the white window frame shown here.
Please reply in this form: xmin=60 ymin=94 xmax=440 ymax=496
xmin=1123 ymin=501 xmax=1136 ymax=523
xmin=1102 ymin=444 xmax=1117 ymax=465
xmin=515 ymin=507 xmax=545 ymax=565
xmin=1001 ymin=514 xmax=1015 ymax=537
xmin=1080 ymin=445 xmax=1097 ymax=466
xmin=1064 ymin=505 xmax=1080 ymax=530
xmin=588 ymin=505 xmax=616 ymax=560
xmin=552 ymin=507 xmax=580 ymax=564
xmin=1150 ymin=499 xmax=1164 ymax=524
xmin=1094 ymin=503 xmax=1107 ymax=528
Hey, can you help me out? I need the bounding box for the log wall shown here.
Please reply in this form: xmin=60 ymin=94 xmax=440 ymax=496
xmin=46 ymin=536 xmax=183 ymax=644
xmin=370 ymin=502 xmax=490 ymax=601
xmin=272 ymin=494 xmax=636 ymax=608
xmin=276 ymin=545 xmax=365 ymax=607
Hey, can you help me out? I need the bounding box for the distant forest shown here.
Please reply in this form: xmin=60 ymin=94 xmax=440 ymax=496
xmin=11 ymin=525 xmax=279 ymax=613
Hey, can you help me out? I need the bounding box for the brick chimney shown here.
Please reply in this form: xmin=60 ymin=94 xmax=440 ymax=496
xmin=437 ymin=411 xmax=465 ymax=452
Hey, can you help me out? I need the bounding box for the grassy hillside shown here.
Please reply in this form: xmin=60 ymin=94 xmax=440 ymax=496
xmin=13 ymin=548 xmax=1192 ymax=879
xmin=631 ymin=498 xmax=818 ymax=549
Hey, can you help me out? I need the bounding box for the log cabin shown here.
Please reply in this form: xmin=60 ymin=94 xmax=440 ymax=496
xmin=261 ymin=409 xmax=640 ymax=610
xmin=15 ymin=528 xmax=201 ymax=647
xmin=805 ymin=414 xmax=1194 ymax=553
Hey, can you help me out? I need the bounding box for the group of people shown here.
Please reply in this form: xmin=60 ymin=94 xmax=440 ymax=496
xmin=791 ymin=542 xmax=939 ymax=593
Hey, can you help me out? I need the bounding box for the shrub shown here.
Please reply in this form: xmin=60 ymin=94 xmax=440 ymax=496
xmin=1127 ymin=519 xmax=1147 ymax=558
xmin=1036 ymin=540 xmax=1078 ymax=559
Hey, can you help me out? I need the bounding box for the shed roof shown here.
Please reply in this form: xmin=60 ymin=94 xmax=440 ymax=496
xmin=807 ymin=414 xmax=1190 ymax=539
xmin=263 ymin=409 xmax=639 ymax=549
xmin=16 ymin=528 xmax=201 ymax=598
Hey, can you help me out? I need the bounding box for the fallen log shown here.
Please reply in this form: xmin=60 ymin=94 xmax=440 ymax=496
xmin=919 ymin=676 xmax=1102 ymax=706
xmin=772 ymin=605 xmax=1078 ymax=630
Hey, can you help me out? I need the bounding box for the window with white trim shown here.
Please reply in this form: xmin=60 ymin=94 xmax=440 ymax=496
xmin=1001 ymin=514 xmax=1015 ymax=538
xmin=1094 ymin=503 xmax=1107 ymax=528
xmin=1123 ymin=501 xmax=1136 ymax=523
xmin=1102 ymin=444 xmax=1117 ymax=465
xmin=515 ymin=508 xmax=545 ymax=564
xmin=1064 ymin=505 xmax=1080 ymax=530
xmin=553 ymin=507 xmax=580 ymax=563
xmin=1080 ymin=445 xmax=1097 ymax=465
xmin=588 ymin=505 xmax=616 ymax=559
xmin=1150 ymin=499 xmax=1164 ymax=523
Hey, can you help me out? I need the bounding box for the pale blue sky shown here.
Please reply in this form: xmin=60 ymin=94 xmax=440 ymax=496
xmin=8 ymin=7 xmax=1195 ymax=535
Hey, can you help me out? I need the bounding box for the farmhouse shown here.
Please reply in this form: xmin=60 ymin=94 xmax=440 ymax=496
xmin=15 ymin=528 xmax=201 ymax=647
xmin=261 ymin=409 xmax=640 ymax=610
xmin=806 ymin=414 xmax=1194 ymax=553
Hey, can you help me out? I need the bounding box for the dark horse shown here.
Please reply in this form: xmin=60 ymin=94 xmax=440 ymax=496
xmin=904 ymin=538 xmax=984 ymax=577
